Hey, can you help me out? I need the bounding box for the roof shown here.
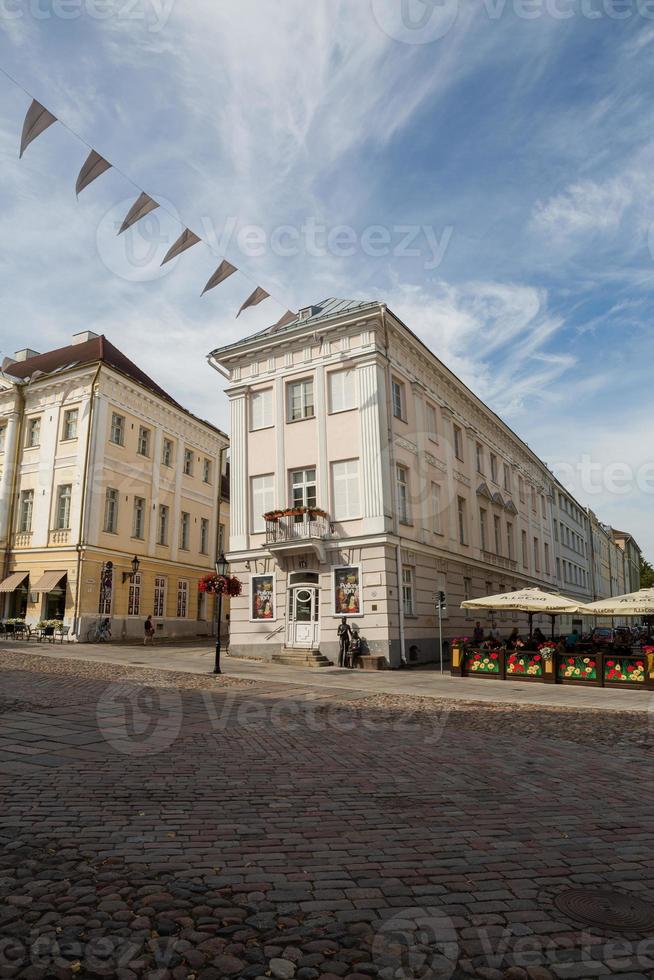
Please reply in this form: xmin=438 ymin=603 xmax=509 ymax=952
xmin=229 ymin=297 xmax=381 ymax=348
xmin=5 ymin=335 xmax=181 ymax=408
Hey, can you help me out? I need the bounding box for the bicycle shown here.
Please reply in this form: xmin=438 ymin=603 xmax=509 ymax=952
xmin=86 ymin=618 xmax=112 ymax=643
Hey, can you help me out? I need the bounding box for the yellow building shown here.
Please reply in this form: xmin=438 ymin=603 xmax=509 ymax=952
xmin=0 ymin=331 xmax=229 ymax=641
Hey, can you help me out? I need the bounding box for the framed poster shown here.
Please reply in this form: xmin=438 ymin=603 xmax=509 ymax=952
xmin=250 ymin=573 xmax=276 ymax=621
xmin=333 ymin=565 xmax=362 ymax=617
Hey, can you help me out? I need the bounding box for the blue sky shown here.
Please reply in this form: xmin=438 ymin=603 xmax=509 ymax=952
xmin=1 ymin=1 xmax=653 ymax=557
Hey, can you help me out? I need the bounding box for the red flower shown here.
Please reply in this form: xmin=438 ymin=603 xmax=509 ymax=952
xmin=490 ymin=652 xmax=498 ymax=660
xmin=627 ymin=665 xmax=634 ymax=672
xmin=568 ymin=658 xmax=575 ymax=665
xmin=636 ymin=661 xmax=644 ymax=668
xmin=534 ymin=654 xmax=541 ymax=661
xmin=606 ymin=660 xmax=614 ymax=667
xmin=474 ymin=653 xmax=481 ymax=660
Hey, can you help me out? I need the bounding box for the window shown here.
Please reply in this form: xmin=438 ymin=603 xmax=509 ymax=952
xmin=503 ymin=464 xmax=511 ymax=492
xmin=506 ymin=522 xmax=514 ymax=560
xmin=453 ymin=425 xmax=464 ymax=461
xmin=288 ymin=378 xmax=314 ymax=421
xmin=521 ymin=529 xmax=528 ymax=567
xmin=128 ymin=573 xmax=141 ymax=617
xmin=55 ymin=484 xmax=72 ymax=530
xmin=518 ymin=476 xmax=526 ymax=503
xmin=62 ymin=408 xmax=78 ymax=441
xmin=158 ymin=504 xmax=169 ymax=545
xmin=554 ymin=520 xmax=559 ymax=542
xmin=402 ymin=566 xmax=414 ymax=616
xmin=426 ymin=403 xmax=438 ymax=442
xmin=26 ymin=417 xmax=40 ymax=448
xmin=531 ymin=488 xmax=537 ymax=513
xmin=132 ymin=496 xmax=146 ymax=539
xmin=490 ymin=454 xmax=498 ymax=483
xmin=110 ymin=413 xmax=124 ymax=446
xmin=137 ymin=426 xmax=150 ymax=457
xmin=176 ymin=580 xmax=188 ymax=618
xmin=162 ymin=438 xmax=174 ymax=467
xmin=202 ymin=458 xmax=211 ymax=483
xmin=251 ymin=387 xmax=273 ymax=429
xmin=533 ymin=536 xmax=540 ymax=573
xmin=476 ymin=443 xmax=484 ymax=474
xmin=457 ymin=496 xmax=467 ymax=546
xmin=200 ymin=517 xmax=210 ymax=554
xmin=153 ymin=576 xmax=166 ymax=617
xmin=431 ymin=482 xmax=441 ymax=533
xmin=19 ymin=489 xmax=34 ymax=532
xmin=0 ymin=426 xmax=5 ymax=453
xmin=180 ymin=511 xmax=190 ymax=550
xmin=328 ymin=370 xmax=356 ymax=414
xmin=494 ymin=515 xmax=502 ymax=555
xmin=252 ymin=474 xmax=275 ymax=533
xmin=218 ymin=522 xmax=225 ymax=554
xmin=291 ymin=468 xmax=317 ymax=517
xmin=479 ymin=508 xmax=487 ymax=551
xmin=104 ymin=488 xmax=118 ymax=533
xmin=544 ymin=542 xmax=550 ymax=575
xmin=183 ymin=449 xmax=194 ymax=476
xmin=541 ymin=495 xmax=547 ymax=520
xmin=391 ymin=378 xmax=405 ymax=420
xmin=331 ymin=459 xmax=360 ymax=521
xmin=396 ymin=465 xmax=410 ymax=524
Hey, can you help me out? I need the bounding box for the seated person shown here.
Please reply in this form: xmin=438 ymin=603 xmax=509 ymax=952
xmin=533 ymin=627 xmax=546 ymax=644
xmin=565 ymin=628 xmax=579 ymax=651
xmin=506 ymin=628 xmax=520 ymax=650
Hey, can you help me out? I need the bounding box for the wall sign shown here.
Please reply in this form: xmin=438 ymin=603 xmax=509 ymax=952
xmin=333 ymin=565 xmax=362 ymax=617
xmin=250 ymin=573 xmax=275 ymax=621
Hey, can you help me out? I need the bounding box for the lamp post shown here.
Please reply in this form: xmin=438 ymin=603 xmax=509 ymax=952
xmin=214 ymin=553 xmax=228 ymax=675
xmin=122 ymin=555 xmax=140 ymax=584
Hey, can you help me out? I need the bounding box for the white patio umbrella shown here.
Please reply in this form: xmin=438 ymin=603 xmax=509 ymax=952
xmin=580 ymin=588 xmax=654 ymax=618
xmin=461 ymin=587 xmax=584 ymax=638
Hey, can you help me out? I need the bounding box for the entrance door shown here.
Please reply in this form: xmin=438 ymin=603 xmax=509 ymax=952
xmin=287 ymin=586 xmax=320 ymax=648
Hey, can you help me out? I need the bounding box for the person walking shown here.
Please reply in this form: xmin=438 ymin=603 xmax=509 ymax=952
xmin=144 ymin=614 xmax=155 ymax=645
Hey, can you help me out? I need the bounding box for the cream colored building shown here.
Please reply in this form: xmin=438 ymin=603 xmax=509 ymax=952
xmin=0 ymin=331 xmax=229 ymax=640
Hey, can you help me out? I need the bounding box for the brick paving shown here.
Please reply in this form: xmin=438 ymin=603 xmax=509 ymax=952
xmin=1 ymin=657 xmax=653 ymax=979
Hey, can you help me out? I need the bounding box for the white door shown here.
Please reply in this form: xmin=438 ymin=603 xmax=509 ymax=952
xmin=287 ymin=586 xmax=320 ymax=648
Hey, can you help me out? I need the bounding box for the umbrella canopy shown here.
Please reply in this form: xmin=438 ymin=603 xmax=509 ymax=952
xmin=580 ymin=588 xmax=654 ymax=617
xmin=461 ymin=587 xmax=582 ymax=614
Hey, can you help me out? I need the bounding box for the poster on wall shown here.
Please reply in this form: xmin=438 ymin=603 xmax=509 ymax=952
xmin=333 ymin=565 xmax=362 ymax=616
xmin=250 ymin=574 xmax=275 ymax=621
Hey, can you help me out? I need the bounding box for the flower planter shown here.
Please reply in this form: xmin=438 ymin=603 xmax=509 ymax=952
xmin=603 ymin=654 xmax=646 ymax=686
xmin=557 ymin=653 xmax=600 ymax=685
xmin=506 ymin=651 xmax=545 ymax=680
xmin=462 ymin=648 xmax=503 ymax=679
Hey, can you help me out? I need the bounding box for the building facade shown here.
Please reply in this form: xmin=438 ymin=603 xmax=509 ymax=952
xmin=612 ymin=530 xmax=641 ymax=594
xmin=0 ymin=331 xmax=229 ymax=640
xmin=211 ymin=299 xmax=606 ymax=667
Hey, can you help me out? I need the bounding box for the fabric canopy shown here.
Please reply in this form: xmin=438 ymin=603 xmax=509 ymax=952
xmin=0 ymin=571 xmax=28 ymax=593
xmin=31 ymin=570 xmax=67 ymax=593
xmin=461 ymin=587 xmax=582 ymax=614
xmin=580 ymin=589 xmax=654 ymax=617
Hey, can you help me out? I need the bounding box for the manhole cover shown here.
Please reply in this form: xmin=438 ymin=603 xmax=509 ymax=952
xmin=554 ymin=889 xmax=654 ymax=933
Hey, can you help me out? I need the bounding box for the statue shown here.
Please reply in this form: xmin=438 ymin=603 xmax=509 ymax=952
xmin=337 ymin=617 xmax=352 ymax=667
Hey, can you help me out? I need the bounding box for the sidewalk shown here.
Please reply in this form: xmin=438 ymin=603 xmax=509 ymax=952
xmin=1 ymin=638 xmax=650 ymax=711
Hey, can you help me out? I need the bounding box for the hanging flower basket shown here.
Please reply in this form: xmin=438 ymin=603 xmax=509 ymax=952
xmin=263 ymin=506 xmax=329 ymax=522
xmin=198 ymin=573 xmax=242 ymax=597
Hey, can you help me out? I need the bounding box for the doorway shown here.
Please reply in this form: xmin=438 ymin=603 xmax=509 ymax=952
xmin=286 ymin=582 xmax=320 ymax=648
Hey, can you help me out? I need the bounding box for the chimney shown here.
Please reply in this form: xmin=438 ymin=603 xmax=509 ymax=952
xmin=72 ymin=330 xmax=99 ymax=346
xmin=13 ymin=348 xmax=41 ymax=362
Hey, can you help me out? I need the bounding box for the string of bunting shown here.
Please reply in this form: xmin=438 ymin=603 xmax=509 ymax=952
xmin=8 ymin=70 xmax=296 ymax=324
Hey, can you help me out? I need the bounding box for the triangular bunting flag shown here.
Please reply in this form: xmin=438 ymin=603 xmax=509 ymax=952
xmin=271 ymin=309 xmax=297 ymax=331
xmin=201 ymin=259 xmax=237 ymax=296
xmin=161 ymin=228 xmax=201 ymax=266
xmin=236 ymin=286 xmax=270 ymax=318
xmin=76 ymin=149 xmax=111 ymax=196
xmin=19 ymin=99 xmax=57 ymax=158
xmin=118 ymin=192 xmax=159 ymax=235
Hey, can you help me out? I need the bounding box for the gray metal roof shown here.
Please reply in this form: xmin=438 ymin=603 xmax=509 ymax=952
xmin=225 ymin=297 xmax=381 ymax=349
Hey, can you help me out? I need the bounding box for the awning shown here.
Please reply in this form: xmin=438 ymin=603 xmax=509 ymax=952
xmin=32 ymin=570 xmax=67 ymax=593
xmin=0 ymin=571 xmax=29 ymax=593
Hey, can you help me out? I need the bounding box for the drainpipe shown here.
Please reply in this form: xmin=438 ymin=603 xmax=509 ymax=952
xmin=72 ymin=364 xmax=101 ymax=638
xmin=213 ymin=445 xmax=227 ymax=640
xmin=380 ymin=305 xmax=406 ymax=668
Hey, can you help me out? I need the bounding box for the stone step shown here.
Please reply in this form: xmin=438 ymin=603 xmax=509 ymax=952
xmin=272 ymin=649 xmax=333 ymax=668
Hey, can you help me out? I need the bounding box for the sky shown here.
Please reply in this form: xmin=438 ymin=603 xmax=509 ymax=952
xmin=0 ymin=1 xmax=653 ymax=558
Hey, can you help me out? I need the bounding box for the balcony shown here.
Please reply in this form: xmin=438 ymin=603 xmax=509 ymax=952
xmin=49 ymin=529 xmax=71 ymax=546
xmin=482 ymin=550 xmax=518 ymax=571
xmin=14 ymin=531 xmax=32 ymax=548
xmin=264 ymin=512 xmax=333 ymax=563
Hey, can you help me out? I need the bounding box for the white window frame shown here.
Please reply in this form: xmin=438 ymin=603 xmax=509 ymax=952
xmin=453 ymin=425 xmax=464 ymax=462
xmin=200 ymin=517 xmax=209 ymax=555
xmin=55 ymin=484 xmax=72 ymax=530
xmin=158 ymin=504 xmax=169 ymax=546
xmin=251 ymin=474 xmax=275 ymax=533
xmin=331 ymin=459 xmax=360 ymax=521
xmin=104 ymin=488 xmax=118 ymax=534
xmin=183 ymin=449 xmax=194 ymax=476
xmin=396 ymin=464 xmax=410 ymax=525
xmin=176 ymin=579 xmax=188 ymax=618
xmin=132 ymin=496 xmax=146 ymax=540
xmin=26 ymin=417 xmax=41 ymax=448
xmin=250 ymin=387 xmax=274 ymax=430
xmin=128 ymin=572 xmax=141 ymax=617
xmin=426 ymin=403 xmax=438 ymax=442
xmin=391 ymin=378 xmax=406 ymax=421
xmin=203 ymin=458 xmax=212 ymax=483
xmin=109 ymin=413 xmax=124 ymax=446
xmin=19 ymin=489 xmax=34 ymax=532
xmin=62 ymin=408 xmax=78 ymax=441
xmin=180 ymin=511 xmax=190 ymax=551
xmin=162 ymin=438 xmax=174 ymax=468
xmin=328 ymin=369 xmax=356 ymax=414
xmin=137 ymin=426 xmax=150 ymax=457
xmin=402 ymin=566 xmax=414 ymax=617
xmin=153 ymin=576 xmax=166 ymax=618
xmin=290 ymin=467 xmax=317 ymax=512
xmin=287 ymin=378 xmax=315 ymax=422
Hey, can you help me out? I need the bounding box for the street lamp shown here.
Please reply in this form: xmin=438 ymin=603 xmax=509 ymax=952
xmin=214 ymin=553 xmax=228 ymax=675
xmin=122 ymin=555 xmax=140 ymax=584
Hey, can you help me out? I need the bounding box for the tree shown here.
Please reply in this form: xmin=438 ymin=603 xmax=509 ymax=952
xmin=640 ymin=557 xmax=654 ymax=589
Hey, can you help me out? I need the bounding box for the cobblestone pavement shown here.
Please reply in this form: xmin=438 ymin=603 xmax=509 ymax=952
xmin=1 ymin=656 xmax=654 ymax=980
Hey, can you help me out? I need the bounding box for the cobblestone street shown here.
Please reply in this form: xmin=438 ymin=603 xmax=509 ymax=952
xmin=1 ymin=653 xmax=654 ymax=980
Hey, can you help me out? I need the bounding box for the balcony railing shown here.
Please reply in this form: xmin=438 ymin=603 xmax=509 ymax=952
xmin=482 ymin=550 xmax=518 ymax=571
xmin=49 ymin=529 xmax=71 ymax=546
xmin=265 ymin=514 xmax=333 ymax=546
xmin=14 ymin=531 xmax=32 ymax=548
